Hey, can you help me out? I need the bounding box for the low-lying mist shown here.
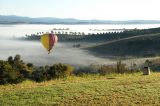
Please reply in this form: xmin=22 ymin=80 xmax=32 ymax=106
xmin=0 ymin=39 xmax=116 ymax=67
xmin=0 ymin=39 xmax=156 ymax=68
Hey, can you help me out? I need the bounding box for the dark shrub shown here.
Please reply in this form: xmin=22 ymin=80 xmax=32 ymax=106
xmin=0 ymin=55 xmax=35 ymax=84
xmin=14 ymin=54 xmax=21 ymax=62
xmin=98 ymin=65 xmax=115 ymax=75
xmin=0 ymin=60 xmax=24 ymax=84
xmin=8 ymin=56 xmax=14 ymax=67
xmin=74 ymin=65 xmax=99 ymax=76
xmin=31 ymin=66 xmax=48 ymax=82
xmin=116 ymin=60 xmax=127 ymax=74
xmin=98 ymin=61 xmax=133 ymax=75
xmin=74 ymin=67 xmax=91 ymax=76
xmin=27 ymin=63 xmax=33 ymax=68
xmin=12 ymin=54 xmax=33 ymax=78
xmin=47 ymin=63 xmax=74 ymax=79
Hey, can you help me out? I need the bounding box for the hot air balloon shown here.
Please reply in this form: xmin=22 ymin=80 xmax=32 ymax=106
xmin=41 ymin=32 xmax=58 ymax=54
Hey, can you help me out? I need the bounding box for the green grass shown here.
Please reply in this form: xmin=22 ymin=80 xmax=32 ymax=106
xmin=0 ymin=72 xmax=160 ymax=106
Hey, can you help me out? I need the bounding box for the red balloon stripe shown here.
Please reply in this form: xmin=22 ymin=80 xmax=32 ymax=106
xmin=49 ymin=34 xmax=55 ymax=51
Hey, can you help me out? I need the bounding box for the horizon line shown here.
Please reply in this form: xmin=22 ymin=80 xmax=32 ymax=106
xmin=1 ymin=14 xmax=160 ymax=21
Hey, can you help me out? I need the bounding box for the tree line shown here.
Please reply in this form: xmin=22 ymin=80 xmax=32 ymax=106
xmin=0 ymin=54 xmax=143 ymax=85
xmin=20 ymin=27 xmax=160 ymax=42
xmin=0 ymin=54 xmax=74 ymax=84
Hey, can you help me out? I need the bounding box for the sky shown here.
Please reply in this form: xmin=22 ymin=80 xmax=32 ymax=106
xmin=0 ymin=0 xmax=160 ymax=20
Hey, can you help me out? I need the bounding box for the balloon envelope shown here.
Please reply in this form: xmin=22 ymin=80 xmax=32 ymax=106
xmin=41 ymin=33 xmax=58 ymax=53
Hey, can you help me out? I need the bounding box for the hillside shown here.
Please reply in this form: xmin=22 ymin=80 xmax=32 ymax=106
xmin=20 ymin=27 xmax=160 ymax=58
xmin=0 ymin=73 xmax=159 ymax=106
xmin=85 ymin=32 xmax=160 ymax=58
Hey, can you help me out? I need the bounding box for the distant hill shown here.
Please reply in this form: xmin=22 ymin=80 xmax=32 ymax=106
xmin=85 ymin=33 xmax=160 ymax=58
xmin=1 ymin=15 xmax=160 ymax=24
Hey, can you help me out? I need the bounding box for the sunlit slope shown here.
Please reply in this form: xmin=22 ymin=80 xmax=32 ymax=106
xmin=0 ymin=73 xmax=160 ymax=106
xmin=84 ymin=33 xmax=160 ymax=57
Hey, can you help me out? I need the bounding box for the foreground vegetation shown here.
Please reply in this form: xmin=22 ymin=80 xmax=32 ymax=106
xmin=0 ymin=73 xmax=160 ymax=106
xmin=1 ymin=55 xmax=160 ymax=105
xmin=0 ymin=54 xmax=74 ymax=84
xmin=0 ymin=55 xmax=136 ymax=84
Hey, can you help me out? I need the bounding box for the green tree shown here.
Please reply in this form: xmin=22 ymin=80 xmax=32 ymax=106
xmin=14 ymin=54 xmax=21 ymax=62
xmin=8 ymin=56 xmax=14 ymax=68
xmin=31 ymin=66 xmax=49 ymax=82
xmin=47 ymin=63 xmax=74 ymax=79
xmin=116 ymin=60 xmax=128 ymax=74
xmin=13 ymin=54 xmax=32 ymax=78
xmin=0 ymin=60 xmax=23 ymax=84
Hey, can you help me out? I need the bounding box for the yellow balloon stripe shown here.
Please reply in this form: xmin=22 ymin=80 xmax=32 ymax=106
xmin=41 ymin=34 xmax=50 ymax=51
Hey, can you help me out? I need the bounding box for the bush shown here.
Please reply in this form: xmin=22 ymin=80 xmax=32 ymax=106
xmin=0 ymin=55 xmax=35 ymax=84
xmin=142 ymin=59 xmax=160 ymax=72
xmin=31 ymin=66 xmax=49 ymax=82
xmin=12 ymin=55 xmax=33 ymax=78
xmin=1 ymin=55 xmax=76 ymax=84
xmin=47 ymin=63 xmax=74 ymax=79
xmin=98 ymin=65 xmax=115 ymax=75
xmin=0 ymin=60 xmax=24 ymax=84
xmin=31 ymin=63 xmax=74 ymax=82
xmin=98 ymin=61 xmax=133 ymax=75
xmin=74 ymin=67 xmax=92 ymax=76
xmin=116 ymin=60 xmax=127 ymax=74
xmin=74 ymin=65 xmax=100 ymax=76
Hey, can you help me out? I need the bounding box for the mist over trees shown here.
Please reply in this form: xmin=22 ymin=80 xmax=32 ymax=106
xmin=21 ymin=27 xmax=160 ymax=42
xmin=0 ymin=55 xmax=140 ymax=84
xmin=0 ymin=54 xmax=74 ymax=84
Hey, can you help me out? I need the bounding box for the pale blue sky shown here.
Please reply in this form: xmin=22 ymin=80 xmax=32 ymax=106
xmin=0 ymin=0 xmax=160 ymax=20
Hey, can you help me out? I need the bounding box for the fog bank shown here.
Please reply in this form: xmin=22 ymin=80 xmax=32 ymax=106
xmin=0 ymin=39 xmax=116 ymax=66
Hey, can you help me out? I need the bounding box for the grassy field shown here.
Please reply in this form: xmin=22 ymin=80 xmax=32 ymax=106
xmin=0 ymin=73 xmax=160 ymax=106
